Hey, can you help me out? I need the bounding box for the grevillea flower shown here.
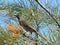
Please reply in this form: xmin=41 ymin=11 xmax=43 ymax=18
xmin=7 ymin=25 xmax=18 ymax=33
xmin=7 ymin=24 xmax=23 ymax=37
xmin=12 ymin=33 xmax=20 ymax=37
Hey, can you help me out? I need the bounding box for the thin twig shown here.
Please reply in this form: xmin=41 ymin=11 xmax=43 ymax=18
xmin=35 ymin=0 xmax=60 ymax=27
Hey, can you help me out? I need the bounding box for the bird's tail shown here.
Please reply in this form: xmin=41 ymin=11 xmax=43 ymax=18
xmin=34 ymin=30 xmax=46 ymax=41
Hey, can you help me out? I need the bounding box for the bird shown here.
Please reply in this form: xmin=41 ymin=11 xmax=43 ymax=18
xmin=15 ymin=14 xmax=46 ymax=40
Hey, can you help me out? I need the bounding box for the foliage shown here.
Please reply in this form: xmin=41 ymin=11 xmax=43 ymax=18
xmin=0 ymin=0 xmax=60 ymax=45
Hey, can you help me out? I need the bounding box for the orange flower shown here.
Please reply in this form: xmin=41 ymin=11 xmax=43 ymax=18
xmin=12 ymin=33 xmax=20 ymax=38
xmin=7 ymin=25 xmax=18 ymax=33
xmin=7 ymin=25 xmax=23 ymax=38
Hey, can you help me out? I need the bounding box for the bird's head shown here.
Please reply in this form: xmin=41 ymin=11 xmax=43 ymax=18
xmin=15 ymin=14 xmax=24 ymax=21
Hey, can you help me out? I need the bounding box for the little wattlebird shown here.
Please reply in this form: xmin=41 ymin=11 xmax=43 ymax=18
xmin=15 ymin=14 xmax=46 ymax=40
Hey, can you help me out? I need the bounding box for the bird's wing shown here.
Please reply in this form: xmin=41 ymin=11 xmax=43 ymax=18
xmin=23 ymin=20 xmax=37 ymax=31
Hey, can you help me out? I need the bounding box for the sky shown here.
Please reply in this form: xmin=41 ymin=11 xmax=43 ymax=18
xmin=0 ymin=0 xmax=60 ymax=7
xmin=0 ymin=0 xmax=60 ymax=13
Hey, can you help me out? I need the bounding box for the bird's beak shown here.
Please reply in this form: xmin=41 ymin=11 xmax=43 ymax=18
xmin=14 ymin=15 xmax=19 ymax=18
xmin=14 ymin=15 xmax=17 ymax=17
xmin=9 ymin=15 xmax=16 ymax=19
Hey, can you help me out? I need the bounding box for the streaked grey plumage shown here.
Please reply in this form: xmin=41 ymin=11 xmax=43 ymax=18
xmin=15 ymin=15 xmax=37 ymax=33
xmin=15 ymin=14 xmax=46 ymax=40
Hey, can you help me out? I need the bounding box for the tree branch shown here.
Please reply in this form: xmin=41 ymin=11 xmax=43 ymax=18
xmin=35 ymin=0 xmax=60 ymax=27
